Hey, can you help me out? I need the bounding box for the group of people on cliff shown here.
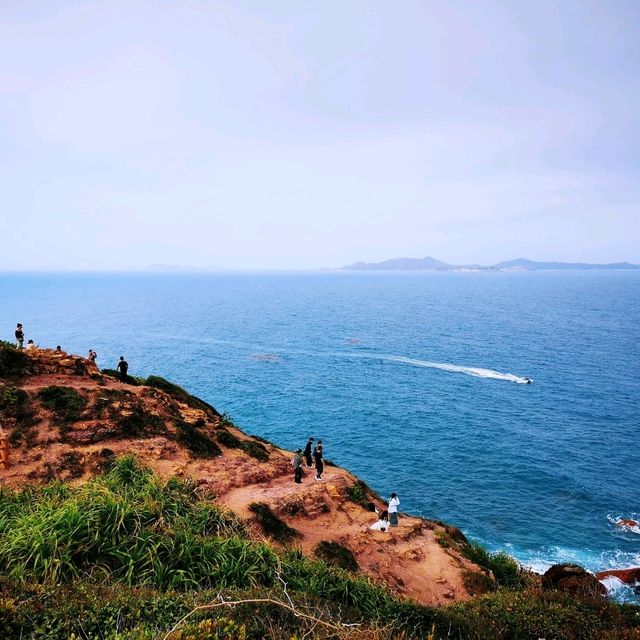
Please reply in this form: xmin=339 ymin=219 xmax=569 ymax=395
xmin=11 ymin=322 xmax=131 ymax=381
xmin=291 ymin=437 xmax=324 ymax=482
xmin=291 ymin=436 xmax=400 ymax=531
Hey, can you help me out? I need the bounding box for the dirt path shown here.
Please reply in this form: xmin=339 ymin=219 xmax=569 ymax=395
xmin=218 ymin=465 xmax=476 ymax=605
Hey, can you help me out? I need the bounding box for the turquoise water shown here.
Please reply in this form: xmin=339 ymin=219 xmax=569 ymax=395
xmin=2 ymin=271 xmax=639 ymax=597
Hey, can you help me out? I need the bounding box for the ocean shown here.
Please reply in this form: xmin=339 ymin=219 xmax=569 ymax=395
xmin=2 ymin=270 xmax=639 ymax=600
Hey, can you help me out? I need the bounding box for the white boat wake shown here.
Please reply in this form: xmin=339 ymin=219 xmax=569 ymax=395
xmin=355 ymin=353 xmax=532 ymax=384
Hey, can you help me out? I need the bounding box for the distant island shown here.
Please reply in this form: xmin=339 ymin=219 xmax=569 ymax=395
xmin=340 ymin=257 xmax=640 ymax=272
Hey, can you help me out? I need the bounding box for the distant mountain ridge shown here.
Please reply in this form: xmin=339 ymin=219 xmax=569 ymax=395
xmin=341 ymin=256 xmax=640 ymax=271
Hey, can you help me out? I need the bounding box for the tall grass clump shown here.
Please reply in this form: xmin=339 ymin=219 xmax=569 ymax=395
xmin=462 ymin=542 xmax=527 ymax=589
xmin=0 ymin=456 xmax=263 ymax=589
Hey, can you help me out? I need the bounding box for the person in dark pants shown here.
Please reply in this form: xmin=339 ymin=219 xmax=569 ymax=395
xmin=292 ymin=449 xmax=303 ymax=484
xmin=15 ymin=324 xmax=24 ymax=349
xmin=117 ymin=356 xmax=129 ymax=382
xmin=314 ymin=440 xmax=324 ymax=481
xmin=303 ymin=437 xmax=314 ymax=468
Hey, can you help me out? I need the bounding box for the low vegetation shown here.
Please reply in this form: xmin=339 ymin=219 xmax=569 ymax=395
xmin=175 ymin=420 xmax=222 ymax=457
xmin=0 ymin=457 xmax=637 ymax=638
xmin=314 ymin=541 xmax=359 ymax=572
xmin=37 ymin=385 xmax=87 ymax=422
xmin=0 ymin=341 xmax=30 ymax=378
xmin=217 ymin=428 xmax=270 ymax=462
xmin=248 ymin=502 xmax=302 ymax=543
xmin=462 ymin=542 xmax=528 ymax=589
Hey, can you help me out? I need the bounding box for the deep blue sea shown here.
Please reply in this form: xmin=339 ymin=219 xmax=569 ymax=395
xmin=2 ymin=271 xmax=639 ymax=599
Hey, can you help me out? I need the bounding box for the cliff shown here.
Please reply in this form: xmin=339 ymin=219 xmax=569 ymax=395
xmin=0 ymin=345 xmax=484 ymax=607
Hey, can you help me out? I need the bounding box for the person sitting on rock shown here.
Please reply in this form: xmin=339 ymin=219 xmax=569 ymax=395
xmin=88 ymin=349 xmax=97 ymax=363
xmin=25 ymin=339 xmax=38 ymax=351
xmin=370 ymin=510 xmax=390 ymax=532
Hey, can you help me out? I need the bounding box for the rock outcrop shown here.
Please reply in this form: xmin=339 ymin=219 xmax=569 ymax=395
xmin=542 ymin=563 xmax=607 ymax=598
xmin=596 ymin=567 xmax=640 ymax=585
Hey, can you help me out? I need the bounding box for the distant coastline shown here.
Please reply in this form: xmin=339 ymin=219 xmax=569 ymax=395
xmin=339 ymin=257 xmax=640 ymax=272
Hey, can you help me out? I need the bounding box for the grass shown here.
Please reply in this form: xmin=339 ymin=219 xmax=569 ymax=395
xmin=217 ymin=428 xmax=270 ymax=462
xmin=145 ymin=375 xmax=219 ymax=415
xmin=0 ymin=457 xmax=637 ymax=639
xmin=346 ymin=480 xmax=375 ymax=509
xmin=0 ymin=386 xmax=39 ymax=447
xmin=175 ymin=420 xmax=222 ymax=458
xmin=462 ymin=542 xmax=528 ymax=589
xmin=248 ymin=502 xmax=301 ymax=544
xmin=314 ymin=541 xmax=359 ymax=572
xmin=0 ymin=342 xmax=31 ymax=378
xmin=37 ymin=386 xmax=87 ymax=422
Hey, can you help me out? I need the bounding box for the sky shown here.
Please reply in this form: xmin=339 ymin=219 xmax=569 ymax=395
xmin=0 ymin=0 xmax=639 ymax=270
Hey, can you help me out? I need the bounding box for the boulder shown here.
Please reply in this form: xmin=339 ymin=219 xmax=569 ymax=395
xmin=595 ymin=567 xmax=640 ymax=585
xmin=617 ymin=519 xmax=638 ymax=528
xmin=542 ymin=563 xmax=606 ymax=598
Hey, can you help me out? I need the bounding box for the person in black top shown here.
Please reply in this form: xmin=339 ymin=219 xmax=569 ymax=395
xmin=292 ymin=449 xmax=303 ymax=484
xmin=116 ymin=356 xmax=129 ymax=382
xmin=314 ymin=440 xmax=324 ymax=481
xmin=303 ymin=437 xmax=314 ymax=468
xmin=15 ymin=323 xmax=24 ymax=349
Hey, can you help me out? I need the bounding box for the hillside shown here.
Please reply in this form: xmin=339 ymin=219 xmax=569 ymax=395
xmin=340 ymin=256 xmax=640 ymax=271
xmin=2 ymin=343 xmax=639 ymax=639
xmin=0 ymin=345 xmax=484 ymax=607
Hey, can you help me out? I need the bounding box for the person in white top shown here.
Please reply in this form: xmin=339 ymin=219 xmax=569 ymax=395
xmin=25 ymin=339 xmax=38 ymax=351
xmin=369 ymin=510 xmax=390 ymax=532
xmin=388 ymin=493 xmax=400 ymax=527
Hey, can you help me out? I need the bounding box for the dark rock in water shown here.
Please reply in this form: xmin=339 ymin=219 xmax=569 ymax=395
xmin=617 ymin=519 xmax=638 ymax=528
xmin=595 ymin=567 xmax=640 ymax=585
xmin=542 ymin=564 xmax=607 ymax=598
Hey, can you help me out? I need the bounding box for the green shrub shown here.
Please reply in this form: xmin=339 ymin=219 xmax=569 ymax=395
xmin=313 ymin=541 xmax=358 ymax=572
xmin=248 ymin=502 xmax=301 ymax=544
xmin=176 ymin=421 xmax=222 ymax=458
xmin=216 ymin=429 xmax=270 ymax=462
xmin=462 ymin=542 xmax=526 ymax=589
xmin=145 ymin=375 xmax=219 ymax=415
xmin=216 ymin=428 xmax=242 ymax=448
xmin=0 ymin=343 xmax=30 ymax=378
xmin=118 ymin=406 xmax=165 ymax=437
xmin=240 ymin=439 xmax=269 ymax=462
xmin=37 ymin=386 xmax=87 ymax=422
xmin=0 ymin=387 xmax=39 ymax=447
xmin=346 ymin=480 xmax=373 ymax=508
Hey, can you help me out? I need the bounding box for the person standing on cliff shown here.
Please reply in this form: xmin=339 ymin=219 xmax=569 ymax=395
xmin=388 ymin=492 xmax=400 ymax=527
xmin=15 ymin=324 xmax=24 ymax=349
xmin=314 ymin=440 xmax=324 ymax=481
xmin=292 ymin=449 xmax=303 ymax=484
xmin=117 ymin=356 xmax=129 ymax=382
xmin=303 ymin=437 xmax=314 ymax=468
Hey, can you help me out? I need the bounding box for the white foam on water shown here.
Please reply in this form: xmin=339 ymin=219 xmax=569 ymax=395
xmin=607 ymin=513 xmax=640 ymax=536
xmin=374 ymin=354 xmax=532 ymax=384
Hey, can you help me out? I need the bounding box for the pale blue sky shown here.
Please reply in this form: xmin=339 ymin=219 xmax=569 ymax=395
xmin=1 ymin=0 xmax=638 ymax=269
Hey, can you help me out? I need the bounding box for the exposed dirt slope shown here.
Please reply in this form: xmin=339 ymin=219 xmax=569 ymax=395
xmin=0 ymin=348 xmax=489 ymax=606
